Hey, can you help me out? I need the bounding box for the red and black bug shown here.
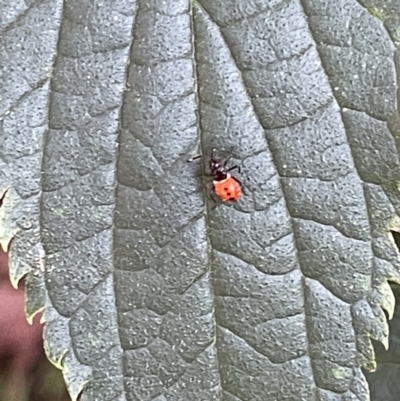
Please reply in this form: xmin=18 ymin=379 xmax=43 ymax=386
xmin=188 ymin=149 xmax=243 ymax=203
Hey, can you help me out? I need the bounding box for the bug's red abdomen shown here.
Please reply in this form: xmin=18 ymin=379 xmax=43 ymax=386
xmin=213 ymin=174 xmax=242 ymax=202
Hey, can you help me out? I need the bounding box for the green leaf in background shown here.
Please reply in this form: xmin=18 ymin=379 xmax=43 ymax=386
xmin=1 ymin=0 xmax=400 ymax=400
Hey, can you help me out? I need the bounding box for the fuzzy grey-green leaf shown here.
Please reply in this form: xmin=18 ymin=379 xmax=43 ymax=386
xmin=2 ymin=1 xmax=400 ymax=400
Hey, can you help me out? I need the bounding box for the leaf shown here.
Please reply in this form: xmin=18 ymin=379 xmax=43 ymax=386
xmin=1 ymin=0 xmax=400 ymax=400
xmin=364 ymin=282 xmax=400 ymax=401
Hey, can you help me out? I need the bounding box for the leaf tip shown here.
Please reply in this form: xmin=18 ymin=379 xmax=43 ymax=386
xmin=26 ymin=306 xmax=45 ymax=325
xmin=382 ymin=336 xmax=389 ymax=351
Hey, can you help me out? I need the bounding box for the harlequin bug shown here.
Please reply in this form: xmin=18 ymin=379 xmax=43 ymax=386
xmin=188 ymin=149 xmax=242 ymax=202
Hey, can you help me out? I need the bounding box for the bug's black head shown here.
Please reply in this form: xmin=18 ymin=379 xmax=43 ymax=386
xmin=209 ymin=151 xmax=228 ymax=181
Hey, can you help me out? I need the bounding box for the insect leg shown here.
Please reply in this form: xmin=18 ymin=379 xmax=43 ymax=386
xmin=232 ymin=176 xmax=248 ymax=195
xmin=223 ymin=155 xmax=232 ymax=167
xmin=226 ymin=165 xmax=241 ymax=174
xmin=208 ymin=188 xmax=219 ymax=211
xmin=187 ymin=154 xmax=202 ymax=162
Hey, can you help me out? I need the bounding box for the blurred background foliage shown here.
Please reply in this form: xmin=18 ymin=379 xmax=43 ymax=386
xmin=0 ymin=248 xmax=70 ymax=401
